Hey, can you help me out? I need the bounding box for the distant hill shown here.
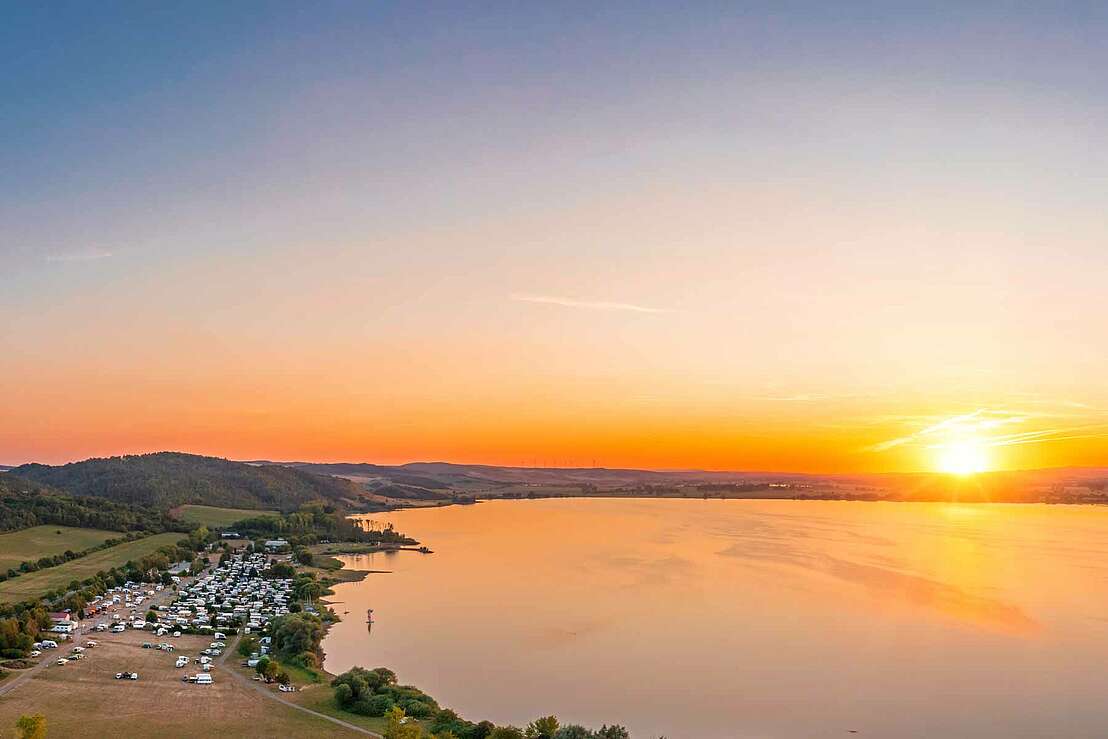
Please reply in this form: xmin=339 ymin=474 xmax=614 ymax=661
xmin=0 ymin=472 xmax=181 ymax=533
xmin=252 ymin=460 xmax=799 ymax=488
xmin=252 ymin=460 xmax=1108 ymax=504
xmin=9 ymin=452 xmax=369 ymax=513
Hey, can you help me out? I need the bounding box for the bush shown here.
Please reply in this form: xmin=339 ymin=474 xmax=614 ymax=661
xmin=333 ymin=683 xmax=353 ymax=706
xmin=488 ymin=728 xmax=526 ymax=739
xmin=401 ymin=699 xmax=434 ymax=718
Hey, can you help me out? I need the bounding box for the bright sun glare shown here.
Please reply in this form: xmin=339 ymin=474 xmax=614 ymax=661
xmin=936 ymin=439 xmax=990 ymax=476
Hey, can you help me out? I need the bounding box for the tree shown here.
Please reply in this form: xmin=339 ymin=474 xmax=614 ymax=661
xmin=488 ymin=728 xmax=526 ymax=739
xmin=188 ymin=526 xmax=210 ymax=550
xmin=269 ymin=613 xmax=325 ymax=662
xmin=269 ymin=562 xmax=295 ymax=579
xmin=238 ymin=635 xmax=259 ymax=657
xmin=16 ymin=714 xmax=46 ymax=739
xmin=552 ymin=728 xmax=594 ymax=739
xmin=334 ymin=682 xmax=354 ymax=706
xmin=295 ymin=549 xmax=314 ymax=566
xmin=384 ymin=706 xmax=424 ymax=739
xmin=595 ymin=727 xmax=629 ymax=739
xmin=526 ymin=717 xmax=560 ymax=739
xmin=264 ymin=660 xmax=280 ymax=682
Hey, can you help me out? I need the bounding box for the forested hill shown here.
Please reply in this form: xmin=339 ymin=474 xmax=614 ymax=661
xmin=0 ymin=473 xmax=182 ymax=532
xmin=8 ymin=453 xmax=366 ymax=513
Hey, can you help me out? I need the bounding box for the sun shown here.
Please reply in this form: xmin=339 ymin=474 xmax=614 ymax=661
xmin=936 ymin=439 xmax=990 ymax=476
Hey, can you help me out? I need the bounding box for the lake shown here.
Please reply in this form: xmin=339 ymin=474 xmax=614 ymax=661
xmin=321 ymin=498 xmax=1108 ymax=737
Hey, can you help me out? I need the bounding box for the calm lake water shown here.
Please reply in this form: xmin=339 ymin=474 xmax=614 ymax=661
xmin=322 ymin=498 xmax=1108 ymax=738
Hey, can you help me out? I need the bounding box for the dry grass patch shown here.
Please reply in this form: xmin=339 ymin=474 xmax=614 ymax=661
xmin=0 ymin=629 xmax=364 ymax=738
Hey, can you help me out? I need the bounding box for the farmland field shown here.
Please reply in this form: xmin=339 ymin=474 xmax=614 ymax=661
xmin=171 ymin=505 xmax=279 ymax=528
xmin=0 ymin=525 xmax=120 ymax=572
xmin=0 ymin=533 xmax=185 ymax=602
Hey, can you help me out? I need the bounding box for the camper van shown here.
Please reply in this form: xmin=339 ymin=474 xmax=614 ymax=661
xmin=195 ymin=673 xmax=213 ymax=685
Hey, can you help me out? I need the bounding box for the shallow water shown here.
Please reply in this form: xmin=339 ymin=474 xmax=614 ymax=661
xmin=321 ymin=498 xmax=1108 ymax=737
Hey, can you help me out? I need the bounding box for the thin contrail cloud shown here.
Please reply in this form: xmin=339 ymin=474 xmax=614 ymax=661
xmin=44 ymin=249 xmax=113 ymax=263
xmin=510 ymin=293 xmax=669 ymax=314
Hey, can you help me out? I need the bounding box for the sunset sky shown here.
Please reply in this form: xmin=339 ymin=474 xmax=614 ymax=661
xmin=4 ymin=3 xmax=1108 ymax=472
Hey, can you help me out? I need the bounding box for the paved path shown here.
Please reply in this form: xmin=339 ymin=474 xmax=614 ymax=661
xmin=217 ymin=636 xmax=382 ymax=738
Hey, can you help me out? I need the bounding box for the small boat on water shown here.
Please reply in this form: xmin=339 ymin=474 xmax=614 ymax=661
xmin=366 ymin=608 xmax=374 ymax=624
xmin=418 ymin=546 xmax=433 ymax=554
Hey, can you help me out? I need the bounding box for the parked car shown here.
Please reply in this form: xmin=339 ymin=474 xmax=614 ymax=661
xmin=56 ymin=659 xmax=68 ymax=666
xmin=29 ymin=650 xmax=41 ymax=657
xmin=279 ymin=684 xmax=296 ymax=693
xmin=129 ymin=672 xmax=139 ymax=680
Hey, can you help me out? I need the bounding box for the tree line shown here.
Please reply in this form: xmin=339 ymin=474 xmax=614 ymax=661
xmin=229 ymin=502 xmax=416 ymax=546
xmin=331 ymin=667 xmax=633 ymax=739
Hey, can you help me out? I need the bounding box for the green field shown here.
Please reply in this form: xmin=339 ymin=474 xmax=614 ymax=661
xmin=0 ymin=525 xmax=121 ymax=572
xmin=171 ymin=504 xmax=279 ymax=528
xmin=0 ymin=532 xmax=185 ymax=602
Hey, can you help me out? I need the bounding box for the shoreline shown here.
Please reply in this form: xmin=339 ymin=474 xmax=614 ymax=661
xmin=352 ymin=493 xmax=1108 ymax=520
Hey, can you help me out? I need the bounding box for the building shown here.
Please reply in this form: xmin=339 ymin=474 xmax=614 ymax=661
xmin=263 ymin=539 xmax=290 ymax=552
xmin=49 ymin=612 xmax=76 ymax=633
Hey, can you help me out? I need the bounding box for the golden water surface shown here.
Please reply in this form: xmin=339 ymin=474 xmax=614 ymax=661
xmin=323 ymin=499 xmax=1108 ymax=737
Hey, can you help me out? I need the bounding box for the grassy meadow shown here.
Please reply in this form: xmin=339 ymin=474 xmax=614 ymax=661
xmin=171 ymin=504 xmax=279 ymax=528
xmin=0 ymin=532 xmax=185 ymax=602
xmin=0 ymin=525 xmax=121 ymax=572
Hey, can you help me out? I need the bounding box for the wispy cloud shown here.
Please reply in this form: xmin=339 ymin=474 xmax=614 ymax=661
xmin=868 ymin=407 xmax=1108 ymax=454
xmin=754 ymin=391 xmax=878 ymax=403
xmin=510 ymin=293 xmax=669 ymax=314
xmin=44 ymin=249 xmax=113 ymax=263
